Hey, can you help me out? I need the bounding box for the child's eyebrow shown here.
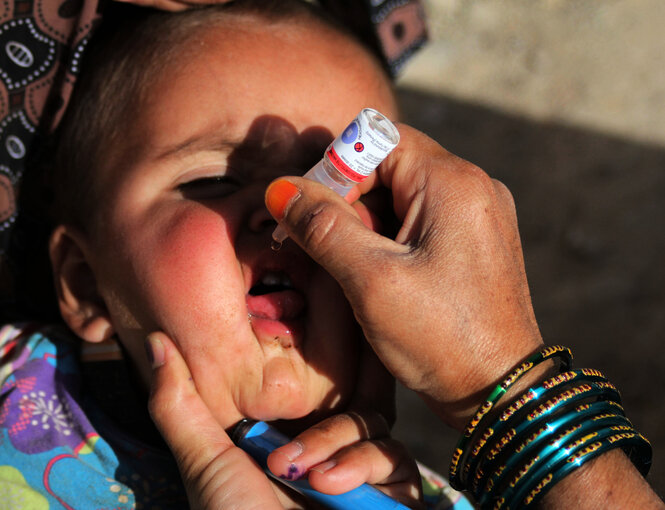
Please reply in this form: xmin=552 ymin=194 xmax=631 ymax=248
xmin=153 ymin=131 xmax=241 ymax=162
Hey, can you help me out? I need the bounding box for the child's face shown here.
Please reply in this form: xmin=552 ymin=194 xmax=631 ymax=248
xmin=76 ymin=16 xmax=397 ymax=428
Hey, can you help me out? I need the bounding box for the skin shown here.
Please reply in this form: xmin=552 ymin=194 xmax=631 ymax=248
xmin=267 ymin=125 xmax=546 ymax=430
xmin=50 ymin=13 xmax=422 ymax=509
xmin=54 ymin=5 xmax=661 ymax=509
xmin=142 ymin=121 xmax=665 ymax=509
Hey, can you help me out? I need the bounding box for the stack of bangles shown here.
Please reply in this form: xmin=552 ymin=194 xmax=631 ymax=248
xmin=448 ymin=345 xmax=652 ymax=509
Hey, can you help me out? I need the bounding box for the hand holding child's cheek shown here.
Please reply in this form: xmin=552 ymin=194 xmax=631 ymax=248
xmin=145 ymin=332 xmax=282 ymax=510
xmin=266 ymin=411 xmax=423 ymax=509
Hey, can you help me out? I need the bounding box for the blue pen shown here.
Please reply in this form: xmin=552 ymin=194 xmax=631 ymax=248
xmin=232 ymin=419 xmax=411 ymax=510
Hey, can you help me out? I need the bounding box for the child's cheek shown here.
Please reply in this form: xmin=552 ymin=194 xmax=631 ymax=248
xmin=149 ymin=208 xmax=243 ymax=320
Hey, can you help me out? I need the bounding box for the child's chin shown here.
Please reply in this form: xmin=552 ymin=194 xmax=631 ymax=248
xmin=245 ymin=363 xmax=349 ymax=425
xmin=244 ymin=391 xmax=341 ymax=431
xmin=248 ymin=398 xmax=316 ymax=424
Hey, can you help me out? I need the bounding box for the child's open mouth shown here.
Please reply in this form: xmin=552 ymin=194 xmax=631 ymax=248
xmin=246 ymin=271 xmax=306 ymax=347
xmin=246 ymin=271 xmax=305 ymax=321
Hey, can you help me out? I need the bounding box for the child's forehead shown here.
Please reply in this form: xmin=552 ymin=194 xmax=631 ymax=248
xmin=95 ymin=10 xmax=395 ymax=183
xmin=133 ymin=17 xmax=392 ymax=143
xmin=176 ymin=13 xmax=371 ymax=71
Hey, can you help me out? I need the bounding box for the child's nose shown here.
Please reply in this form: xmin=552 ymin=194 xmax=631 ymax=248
xmin=247 ymin=203 xmax=277 ymax=233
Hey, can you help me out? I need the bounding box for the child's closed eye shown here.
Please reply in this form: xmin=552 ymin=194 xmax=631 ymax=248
xmin=178 ymin=175 xmax=242 ymax=200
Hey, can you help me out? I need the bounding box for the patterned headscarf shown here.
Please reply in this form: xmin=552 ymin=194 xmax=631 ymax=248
xmin=0 ymin=0 xmax=427 ymax=314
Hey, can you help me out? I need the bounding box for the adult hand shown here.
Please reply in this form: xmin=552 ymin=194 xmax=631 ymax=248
xmin=264 ymin=124 xmax=545 ymax=430
xmin=145 ymin=331 xmax=282 ymax=509
xmin=114 ymin=0 xmax=232 ymax=13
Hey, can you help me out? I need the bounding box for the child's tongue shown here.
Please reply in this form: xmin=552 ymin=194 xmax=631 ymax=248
xmin=246 ymin=290 xmax=304 ymax=321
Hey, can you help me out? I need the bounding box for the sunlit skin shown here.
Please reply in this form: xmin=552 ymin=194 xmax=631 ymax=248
xmin=73 ymin=14 xmax=397 ymax=431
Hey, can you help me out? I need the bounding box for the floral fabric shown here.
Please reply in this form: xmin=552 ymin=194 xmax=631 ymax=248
xmin=0 ymin=323 xmax=188 ymax=509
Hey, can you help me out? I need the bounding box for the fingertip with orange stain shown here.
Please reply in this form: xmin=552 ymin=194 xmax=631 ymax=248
xmin=265 ymin=179 xmax=301 ymax=221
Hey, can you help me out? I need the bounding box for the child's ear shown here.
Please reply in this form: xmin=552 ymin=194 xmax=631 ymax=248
xmin=49 ymin=225 xmax=114 ymax=344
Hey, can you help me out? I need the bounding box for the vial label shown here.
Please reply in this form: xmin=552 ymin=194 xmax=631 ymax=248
xmin=327 ymin=109 xmax=398 ymax=183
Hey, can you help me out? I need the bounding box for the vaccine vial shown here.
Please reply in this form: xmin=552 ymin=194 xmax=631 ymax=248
xmin=271 ymin=108 xmax=400 ymax=249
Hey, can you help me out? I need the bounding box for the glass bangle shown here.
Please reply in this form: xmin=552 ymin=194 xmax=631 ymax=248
xmin=468 ymin=378 xmax=621 ymax=490
xmin=474 ymin=399 xmax=628 ymax=501
xmin=507 ymin=428 xmax=652 ymax=509
xmin=482 ymin=409 xmax=632 ymax=507
xmin=450 ymin=345 xmax=573 ymax=488
xmin=497 ymin=423 xmax=624 ymax=509
xmin=522 ymin=430 xmax=651 ymax=508
xmin=465 ymin=369 xmax=609 ymax=490
xmin=477 ymin=382 xmax=623 ymax=505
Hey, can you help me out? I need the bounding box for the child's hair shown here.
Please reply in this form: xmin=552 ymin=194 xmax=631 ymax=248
xmin=8 ymin=0 xmax=385 ymax=322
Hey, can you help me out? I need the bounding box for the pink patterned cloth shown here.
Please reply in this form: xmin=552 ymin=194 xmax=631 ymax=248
xmin=0 ymin=0 xmax=101 ymax=244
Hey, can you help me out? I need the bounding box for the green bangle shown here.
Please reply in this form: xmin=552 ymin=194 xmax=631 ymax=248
xmin=467 ymin=369 xmax=608 ymax=491
xmin=500 ymin=424 xmax=622 ymax=509
xmin=449 ymin=345 xmax=573 ymax=488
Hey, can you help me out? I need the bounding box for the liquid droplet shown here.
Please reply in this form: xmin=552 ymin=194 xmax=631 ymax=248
xmin=271 ymin=239 xmax=282 ymax=252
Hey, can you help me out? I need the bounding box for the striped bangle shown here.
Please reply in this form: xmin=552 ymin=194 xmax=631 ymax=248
xmin=449 ymin=345 xmax=573 ymax=488
xmin=449 ymin=345 xmax=652 ymax=510
xmin=507 ymin=427 xmax=652 ymax=509
xmin=477 ymin=381 xmax=623 ymax=505
xmin=474 ymin=399 xmax=627 ymax=501
xmin=466 ymin=368 xmax=609 ymax=492
xmin=484 ymin=408 xmax=630 ymax=506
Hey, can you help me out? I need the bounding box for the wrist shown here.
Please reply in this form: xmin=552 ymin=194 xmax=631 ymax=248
xmin=435 ymin=342 xmax=553 ymax=432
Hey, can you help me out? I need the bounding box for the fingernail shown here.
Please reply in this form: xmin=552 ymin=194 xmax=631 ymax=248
xmin=310 ymin=459 xmax=337 ymax=475
xmin=145 ymin=334 xmax=165 ymax=368
xmin=265 ymin=179 xmax=301 ymax=221
xmin=276 ymin=439 xmax=304 ymax=462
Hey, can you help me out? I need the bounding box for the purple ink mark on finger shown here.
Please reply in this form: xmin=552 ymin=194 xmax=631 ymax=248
xmin=281 ymin=463 xmax=301 ymax=480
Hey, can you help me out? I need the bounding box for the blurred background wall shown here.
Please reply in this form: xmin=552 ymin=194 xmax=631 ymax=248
xmin=392 ymin=0 xmax=665 ymax=498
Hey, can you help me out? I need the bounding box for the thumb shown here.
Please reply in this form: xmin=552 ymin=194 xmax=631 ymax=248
xmin=264 ymin=178 xmax=405 ymax=291
xmin=145 ymin=332 xmax=281 ymax=509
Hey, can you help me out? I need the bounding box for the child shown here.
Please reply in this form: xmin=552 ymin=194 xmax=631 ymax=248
xmin=0 ymin=2 xmax=469 ymax=508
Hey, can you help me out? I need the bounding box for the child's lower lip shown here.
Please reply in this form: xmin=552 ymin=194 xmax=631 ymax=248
xmin=248 ymin=316 xmax=303 ymax=348
xmin=246 ymin=291 xmax=305 ymax=348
